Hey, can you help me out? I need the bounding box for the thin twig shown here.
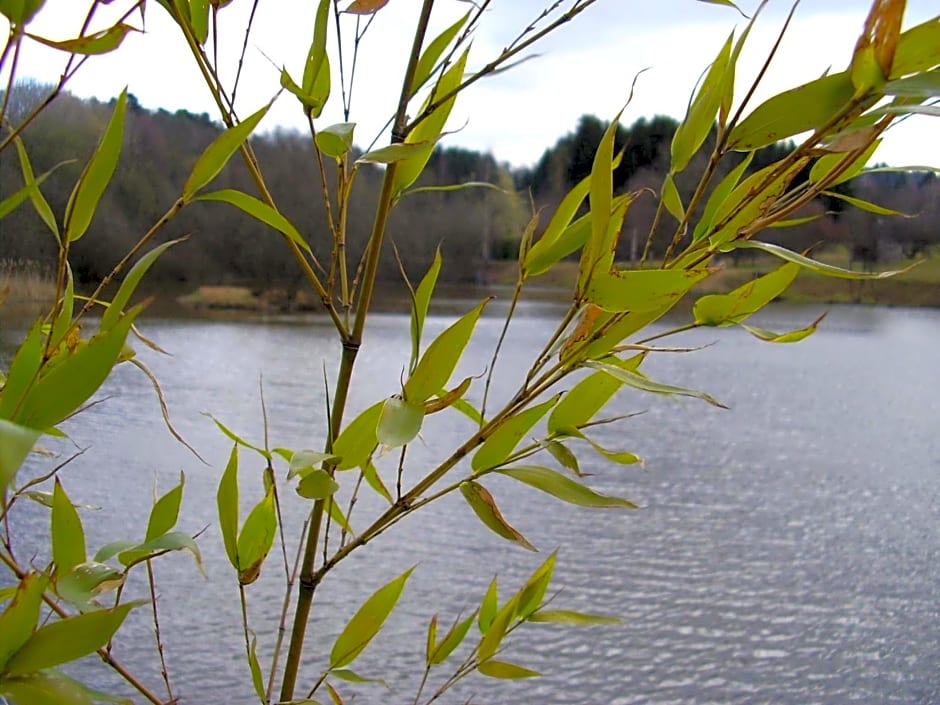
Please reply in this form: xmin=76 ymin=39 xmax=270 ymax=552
xmin=146 ymin=560 xmax=176 ymax=704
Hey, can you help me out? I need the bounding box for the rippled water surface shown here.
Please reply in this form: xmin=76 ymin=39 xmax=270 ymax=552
xmin=3 ymin=304 xmax=939 ymax=705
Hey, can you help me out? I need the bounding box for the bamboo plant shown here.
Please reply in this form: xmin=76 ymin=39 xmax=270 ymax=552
xmin=1 ymin=0 xmax=938 ymax=703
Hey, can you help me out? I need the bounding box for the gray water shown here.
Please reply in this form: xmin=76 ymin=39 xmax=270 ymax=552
xmin=2 ymin=303 xmax=939 ymax=705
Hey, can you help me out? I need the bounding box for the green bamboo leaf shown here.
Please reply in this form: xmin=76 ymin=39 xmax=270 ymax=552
xmin=410 ymin=247 xmax=442 ymax=372
xmin=890 ymin=16 xmax=940 ymax=78
xmin=296 ymin=468 xmax=340 ymax=500
xmin=471 ymin=395 xmax=560 ymax=473
xmin=329 ymin=567 xmax=415 ymax=669
xmin=661 ymin=172 xmax=684 ymax=221
xmin=497 ymin=465 xmax=637 ymax=509
xmin=809 ymin=139 xmax=880 ymax=186
xmin=236 ymin=487 xmax=277 ymax=585
xmin=585 ymin=268 xmax=709 ymax=313
xmin=0 ymin=0 xmax=45 ymax=24
xmin=528 ymin=609 xmax=621 ymax=625
xmin=0 ymin=573 xmax=47 ymax=672
xmin=0 ymin=180 xmax=37 ymax=220
xmin=693 ymin=262 xmax=799 ymax=326
xmin=332 ymin=401 xmax=383 ymax=470
xmin=302 ymin=0 xmax=331 ymax=102
xmin=477 ymin=594 xmax=519 ymax=662
xmin=478 ymin=578 xmax=498 ymax=633
xmin=13 ymin=136 xmax=59 ymax=237
xmin=873 ymin=104 xmax=940 ymax=117
xmin=195 ymin=189 xmax=312 ymax=255
xmin=477 ymin=660 xmax=540 ymax=679
xmin=884 ymin=69 xmax=940 ymax=97
xmin=376 ymin=396 xmax=425 ymax=448
xmin=101 ymin=239 xmax=184 ymax=332
xmin=26 ymin=22 xmax=137 ymax=54
xmin=459 ymin=481 xmax=536 ymax=552
xmin=548 ymin=355 xmax=642 ymax=434
xmin=821 ymin=190 xmax=912 ymax=217
xmin=0 ymin=321 xmax=42 ymax=421
xmin=217 ymin=444 xmax=239 ymax=569
xmin=430 ymin=613 xmax=475 ymax=665
xmin=727 ymin=71 xmax=858 ymax=151
xmin=731 ymin=240 xmax=919 ymax=280
xmin=4 ymin=602 xmax=137 ymax=676
xmin=329 ymin=668 xmax=388 ymax=687
xmin=117 ymin=532 xmax=204 ymax=575
xmin=356 ymin=141 xmax=432 ymax=165
xmin=64 ymin=89 xmax=126 ymax=242
xmin=55 ymin=562 xmax=125 ymax=608
xmin=740 ymin=312 xmax=826 ymax=343
xmin=708 ymin=158 xmax=809 ymax=247
xmin=183 ymin=103 xmax=270 ymax=199
xmin=145 ymin=471 xmax=184 ymax=541
xmin=286 ymin=449 xmax=339 ymax=479
xmin=425 ymin=614 xmax=438 ymax=665
xmin=671 ymin=31 xmax=733 ymax=172
xmin=560 ymin=426 xmax=643 ymax=466
xmin=315 ymin=122 xmax=356 ymax=159
xmin=585 ymin=360 xmax=728 ymax=408
xmin=525 ymin=176 xmax=590 ymax=276
xmin=49 ymin=265 xmax=74 ymax=350
xmin=248 ymin=634 xmax=265 ymax=702
xmin=404 ymin=299 xmax=488 ymax=404
xmin=206 ymin=414 xmax=270 ymax=460
xmin=361 ymin=461 xmax=392 ymax=504
xmin=93 ymin=540 xmax=137 ymax=563
xmin=0 ymin=672 xmax=99 ymax=705
xmin=52 ymin=479 xmax=86 ymax=573
xmin=327 ymin=498 xmax=355 ymax=536
xmin=412 ymin=11 xmax=470 ymax=95
xmin=16 ymin=306 xmax=141 ymax=429
xmin=518 ymin=552 xmax=556 ymax=619
xmin=0 ymin=420 xmax=40 ymax=498
xmin=583 ymin=306 xmax=674 ymax=361
xmin=541 ymin=439 xmax=583 ymax=477
xmin=692 ymin=151 xmax=753 ymax=242
xmin=577 ymin=111 xmax=624 ymax=293
xmin=188 ymin=0 xmax=209 ymax=43
xmin=393 ymin=49 xmax=470 ymax=197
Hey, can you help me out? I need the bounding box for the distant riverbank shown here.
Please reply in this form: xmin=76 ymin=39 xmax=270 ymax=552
xmin=3 ymin=251 xmax=938 ymax=320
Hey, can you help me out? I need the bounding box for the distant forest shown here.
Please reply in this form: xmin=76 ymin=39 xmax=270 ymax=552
xmin=2 ymin=82 xmax=938 ymax=289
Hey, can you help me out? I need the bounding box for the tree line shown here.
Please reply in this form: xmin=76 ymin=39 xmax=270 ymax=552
xmin=1 ymin=82 xmax=937 ymax=292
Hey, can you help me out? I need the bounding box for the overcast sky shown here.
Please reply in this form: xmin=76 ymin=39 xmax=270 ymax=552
xmin=7 ymin=0 xmax=940 ymax=168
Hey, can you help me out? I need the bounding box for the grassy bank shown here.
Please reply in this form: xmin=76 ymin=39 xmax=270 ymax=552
xmin=0 ymin=260 xmax=56 ymax=317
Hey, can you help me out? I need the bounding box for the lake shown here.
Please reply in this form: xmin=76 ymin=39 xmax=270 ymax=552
xmin=2 ymin=303 xmax=939 ymax=705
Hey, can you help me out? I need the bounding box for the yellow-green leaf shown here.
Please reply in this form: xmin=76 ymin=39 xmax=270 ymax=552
xmin=296 ymin=468 xmax=340 ymax=500
xmin=693 ymin=262 xmax=799 ymax=326
xmin=329 ymin=568 xmax=415 ymax=669
xmin=726 ymin=71 xmax=858 ymax=151
xmin=102 ymin=239 xmax=183 ymax=332
xmin=0 ymin=419 xmax=40 ymax=498
xmin=585 ymin=360 xmax=728 ymax=408
xmin=236 ymin=487 xmax=277 ymax=584
xmin=661 ymin=172 xmax=684 ymax=221
xmin=740 ymin=312 xmax=827 ymax=343
xmin=195 ymin=189 xmax=312 ymax=255
xmin=183 ymin=103 xmax=270 ymax=198
xmin=671 ymin=32 xmax=733 ymax=172
xmin=64 ymin=89 xmax=127 ymax=242
xmin=315 ymin=122 xmax=356 ymax=159
xmin=412 ymin=11 xmax=470 ymax=95
xmin=145 ymin=471 xmax=184 ymax=541
xmin=409 ymin=247 xmax=442 ymax=372
xmin=477 ymin=660 xmax=540 ymax=679
xmin=52 ymin=479 xmax=86 ymax=573
xmin=528 ymin=609 xmax=621 ymax=625
xmin=404 ymin=299 xmax=488 ymax=404
xmin=471 ymin=395 xmax=559 ymax=473
xmin=585 ymin=268 xmax=708 ymax=313
xmin=731 ymin=240 xmax=919 ymax=280
xmin=26 ymin=22 xmax=137 ymax=55
xmin=332 ymin=401 xmax=383 ymax=470
xmin=0 ymin=573 xmax=47 ymax=672
xmin=429 ymin=613 xmax=475 ymax=665
xmin=5 ymin=602 xmax=137 ymax=676
xmin=217 ymin=444 xmax=239 ymax=569
xmin=459 ymin=481 xmax=536 ymax=552
xmin=497 ymin=465 xmax=637 ymax=509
